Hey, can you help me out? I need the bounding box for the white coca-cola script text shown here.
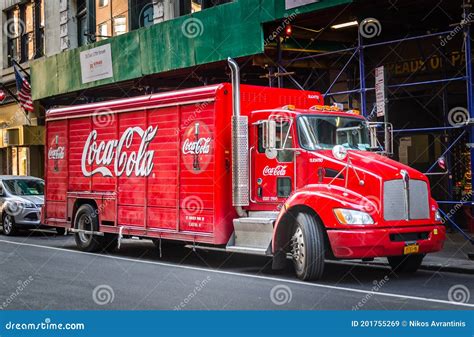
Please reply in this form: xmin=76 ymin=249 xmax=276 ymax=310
xmin=81 ymin=126 xmax=158 ymax=177
xmin=263 ymin=165 xmax=287 ymax=176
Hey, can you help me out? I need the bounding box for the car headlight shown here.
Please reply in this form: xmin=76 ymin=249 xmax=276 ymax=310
xmin=434 ymin=209 xmax=442 ymax=222
xmin=334 ymin=208 xmax=374 ymax=225
xmin=10 ymin=201 xmax=35 ymax=209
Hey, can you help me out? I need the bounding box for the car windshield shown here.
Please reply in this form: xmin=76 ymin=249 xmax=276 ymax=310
xmin=298 ymin=115 xmax=371 ymax=150
xmin=3 ymin=179 xmax=44 ymax=196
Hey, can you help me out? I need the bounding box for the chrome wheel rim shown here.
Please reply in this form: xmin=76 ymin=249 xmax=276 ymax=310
xmin=3 ymin=215 xmax=12 ymax=234
xmin=291 ymin=227 xmax=305 ymax=269
xmin=77 ymin=214 xmax=92 ymax=243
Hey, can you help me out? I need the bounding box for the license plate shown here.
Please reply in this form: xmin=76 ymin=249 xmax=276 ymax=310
xmin=403 ymin=244 xmax=419 ymax=255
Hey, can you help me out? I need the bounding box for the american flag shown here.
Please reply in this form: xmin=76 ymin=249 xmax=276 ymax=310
xmin=14 ymin=65 xmax=33 ymax=113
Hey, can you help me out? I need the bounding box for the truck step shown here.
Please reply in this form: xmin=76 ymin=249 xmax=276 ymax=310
xmin=226 ymin=216 xmax=275 ymax=255
xmin=226 ymin=245 xmax=270 ymax=256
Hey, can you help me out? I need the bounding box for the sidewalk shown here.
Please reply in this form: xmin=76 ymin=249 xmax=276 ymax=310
xmin=356 ymin=232 xmax=474 ymax=274
xmin=420 ymin=231 xmax=474 ymax=274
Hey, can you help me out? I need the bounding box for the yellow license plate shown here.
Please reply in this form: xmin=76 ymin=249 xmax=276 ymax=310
xmin=403 ymin=244 xmax=419 ymax=255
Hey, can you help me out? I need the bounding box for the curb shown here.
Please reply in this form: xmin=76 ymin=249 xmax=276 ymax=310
xmin=335 ymin=260 xmax=474 ymax=275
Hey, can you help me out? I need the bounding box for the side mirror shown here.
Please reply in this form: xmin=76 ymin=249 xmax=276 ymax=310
xmin=262 ymin=120 xmax=276 ymax=150
xmin=262 ymin=120 xmax=278 ymax=159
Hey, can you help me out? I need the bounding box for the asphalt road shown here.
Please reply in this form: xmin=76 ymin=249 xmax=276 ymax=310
xmin=0 ymin=229 xmax=473 ymax=310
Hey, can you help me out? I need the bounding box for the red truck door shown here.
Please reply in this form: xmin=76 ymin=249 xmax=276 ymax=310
xmin=251 ymin=116 xmax=295 ymax=205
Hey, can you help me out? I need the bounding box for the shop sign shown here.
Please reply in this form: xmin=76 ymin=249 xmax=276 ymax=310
xmin=80 ymin=44 xmax=114 ymax=84
xmin=285 ymin=0 xmax=319 ymax=10
xmin=375 ymin=66 xmax=386 ymax=118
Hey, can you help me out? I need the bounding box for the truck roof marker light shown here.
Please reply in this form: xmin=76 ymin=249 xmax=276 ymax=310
xmin=282 ymin=105 xmax=295 ymax=111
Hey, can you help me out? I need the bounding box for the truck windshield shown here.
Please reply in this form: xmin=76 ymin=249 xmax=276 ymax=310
xmin=3 ymin=179 xmax=44 ymax=196
xmin=298 ymin=115 xmax=370 ymax=150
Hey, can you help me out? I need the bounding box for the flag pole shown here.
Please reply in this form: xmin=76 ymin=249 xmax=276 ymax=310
xmin=0 ymin=82 xmax=32 ymax=124
xmin=12 ymin=60 xmax=31 ymax=81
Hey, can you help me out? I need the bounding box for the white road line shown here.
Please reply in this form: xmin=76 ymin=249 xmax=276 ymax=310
xmin=1 ymin=239 xmax=473 ymax=308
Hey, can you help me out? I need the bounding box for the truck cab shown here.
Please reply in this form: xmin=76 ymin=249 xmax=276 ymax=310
xmin=237 ymin=104 xmax=445 ymax=280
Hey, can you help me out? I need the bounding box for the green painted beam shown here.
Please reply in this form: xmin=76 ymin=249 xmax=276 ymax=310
xmin=31 ymin=0 xmax=351 ymax=100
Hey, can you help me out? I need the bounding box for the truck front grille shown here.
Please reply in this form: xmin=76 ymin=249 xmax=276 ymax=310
xmin=383 ymin=179 xmax=430 ymax=221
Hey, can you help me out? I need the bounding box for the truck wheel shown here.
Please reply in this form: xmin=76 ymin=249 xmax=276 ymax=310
xmin=2 ymin=214 xmax=17 ymax=236
xmin=74 ymin=204 xmax=104 ymax=252
xmin=291 ymin=212 xmax=325 ymax=281
xmin=388 ymin=254 xmax=424 ymax=273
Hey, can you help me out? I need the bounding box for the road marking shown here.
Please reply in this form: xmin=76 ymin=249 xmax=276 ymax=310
xmin=1 ymin=239 xmax=473 ymax=308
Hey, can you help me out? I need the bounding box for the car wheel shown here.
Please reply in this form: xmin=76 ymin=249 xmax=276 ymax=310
xmin=291 ymin=212 xmax=326 ymax=281
xmin=2 ymin=214 xmax=17 ymax=236
xmin=388 ymin=254 xmax=424 ymax=273
xmin=74 ymin=204 xmax=104 ymax=252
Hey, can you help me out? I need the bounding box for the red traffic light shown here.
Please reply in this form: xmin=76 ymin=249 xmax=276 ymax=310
xmin=285 ymin=25 xmax=292 ymax=37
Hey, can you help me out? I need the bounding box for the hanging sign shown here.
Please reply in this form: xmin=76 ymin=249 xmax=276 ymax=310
xmin=375 ymin=66 xmax=386 ymax=117
xmin=80 ymin=44 xmax=114 ymax=84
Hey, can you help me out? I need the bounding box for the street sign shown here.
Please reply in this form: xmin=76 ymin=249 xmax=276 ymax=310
xmin=375 ymin=66 xmax=386 ymax=117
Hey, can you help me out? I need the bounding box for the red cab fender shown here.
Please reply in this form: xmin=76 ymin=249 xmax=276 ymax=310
xmin=272 ymin=185 xmax=379 ymax=253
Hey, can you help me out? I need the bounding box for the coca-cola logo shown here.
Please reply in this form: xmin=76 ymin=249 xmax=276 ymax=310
xmin=181 ymin=122 xmax=213 ymax=174
xmin=182 ymin=137 xmax=211 ymax=155
xmin=81 ymin=126 xmax=158 ymax=177
xmin=263 ymin=165 xmax=287 ymax=176
xmin=48 ymin=147 xmax=65 ymax=160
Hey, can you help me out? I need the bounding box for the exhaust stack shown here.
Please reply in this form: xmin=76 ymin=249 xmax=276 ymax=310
xmin=228 ymin=58 xmax=249 ymax=214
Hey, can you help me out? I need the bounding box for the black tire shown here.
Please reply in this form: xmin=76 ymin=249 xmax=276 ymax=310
xmin=74 ymin=204 xmax=105 ymax=252
xmin=2 ymin=213 xmax=18 ymax=236
xmin=56 ymin=227 xmax=67 ymax=236
xmin=388 ymin=254 xmax=424 ymax=273
xmin=291 ymin=212 xmax=326 ymax=281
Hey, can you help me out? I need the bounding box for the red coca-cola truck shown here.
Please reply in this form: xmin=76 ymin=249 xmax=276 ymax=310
xmin=43 ymin=59 xmax=445 ymax=280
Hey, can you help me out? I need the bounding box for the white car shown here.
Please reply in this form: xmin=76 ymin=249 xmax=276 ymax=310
xmin=0 ymin=176 xmax=64 ymax=236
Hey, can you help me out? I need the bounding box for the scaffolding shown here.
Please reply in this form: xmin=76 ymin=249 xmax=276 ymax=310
xmin=271 ymin=4 xmax=474 ymax=244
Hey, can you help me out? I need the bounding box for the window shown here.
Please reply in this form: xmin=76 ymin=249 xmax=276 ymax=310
xmin=96 ymin=0 xmax=129 ymax=38
xmin=189 ymin=0 xmax=232 ymax=13
xmin=257 ymin=121 xmax=294 ymax=162
xmin=5 ymin=1 xmax=44 ymax=66
xmin=277 ymin=178 xmax=292 ymax=198
xmin=77 ymin=0 xmax=88 ymax=46
xmin=113 ymin=16 xmax=127 ymax=36
xmin=98 ymin=23 xmax=108 ymax=40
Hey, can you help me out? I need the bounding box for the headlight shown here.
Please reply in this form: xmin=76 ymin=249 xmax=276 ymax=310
xmin=10 ymin=201 xmax=35 ymax=209
xmin=334 ymin=208 xmax=374 ymax=225
xmin=434 ymin=209 xmax=442 ymax=222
